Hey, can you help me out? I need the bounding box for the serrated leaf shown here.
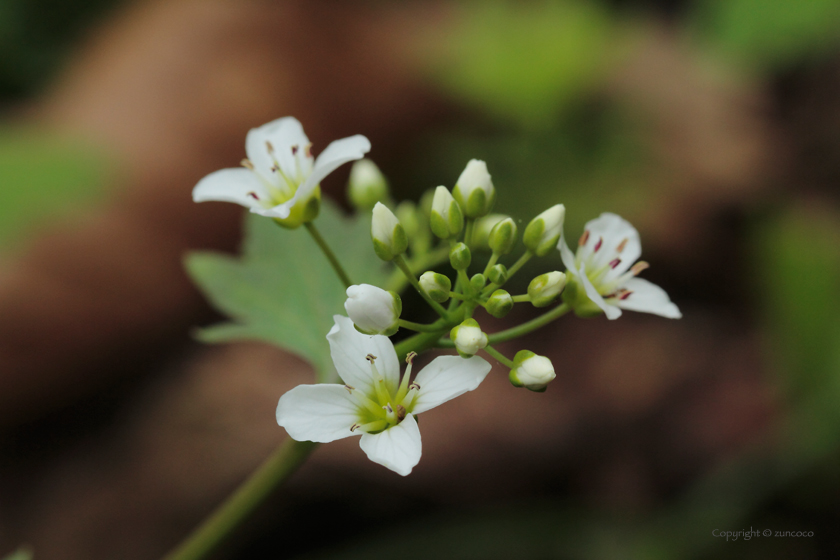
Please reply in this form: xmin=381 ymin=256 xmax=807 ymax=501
xmin=185 ymin=200 xmax=391 ymax=381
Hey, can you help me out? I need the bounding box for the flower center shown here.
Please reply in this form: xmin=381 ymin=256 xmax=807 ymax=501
xmin=241 ymin=142 xmax=314 ymax=208
xmin=346 ymin=352 xmax=420 ymax=434
xmin=575 ymin=231 xmax=649 ymax=301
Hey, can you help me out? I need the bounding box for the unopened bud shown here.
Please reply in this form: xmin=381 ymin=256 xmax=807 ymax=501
xmin=488 ymin=217 xmax=518 ymax=255
xmin=487 ymin=264 xmax=508 ymax=285
xmin=473 ymin=214 xmax=509 ymax=249
xmin=527 ymin=271 xmax=566 ymax=307
xmin=450 ymin=318 xmax=488 ymax=358
xmin=395 ymin=201 xmax=421 ymax=240
xmin=348 ymin=159 xmax=388 ymax=210
xmin=523 ymin=204 xmax=566 ymax=257
xmin=419 ymin=271 xmax=451 ymax=303
xmin=470 ymin=273 xmax=486 ymax=292
xmin=509 ymin=350 xmax=556 ymax=392
xmin=485 ymin=289 xmax=513 ymax=318
xmin=449 ymin=242 xmax=471 ymax=271
xmin=452 ymin=159 xmax=495 ymax=218
xmin=371 ymin=202 xmax=408 ymax=261
xmin=430 ymin=186 xmax=464 ymax=240
xmin=344 ymin=284 xmax=402 ymax=336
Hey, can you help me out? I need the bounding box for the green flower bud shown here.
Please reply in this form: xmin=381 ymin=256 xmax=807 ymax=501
xmin=347 ymin=159 xmax=388 ymax=210
xmin=450 ymin=318 xmax=488 ymax=358
xmin=452 ymin=159 xmax=495 ymax=218
xmin=371 ymin=202 xmax=408 ymax=261
xmin=509 ymin=350 xmax=556 ymax=392
xmin=449 ymin=242 xmax=471 ymax=271
xmin=487 ymin=264 xmax=508 ymax=285
xmin=473 ymin=214 xmax=509 ymax=250
xmin=485 ymin=289 xmax=513 ymax=318
xmin=523 ymin=204 xmax=566 ymax=257
xmin=470 ymin=273 xmax=486 ymax=292
xmin=488 ymin=217 xmax=518 ymax=255
xmin=527 ymin=271 xmax=566 ymax=307
xmin=419 ymin=271 xmax=452 ymax=303
xmin=430 ymin=186 xmax=464 ymax=240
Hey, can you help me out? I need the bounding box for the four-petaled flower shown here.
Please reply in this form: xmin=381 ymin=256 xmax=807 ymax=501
xmin=276 ymin=316 xmax=491 ymax=476
xmin=559 ymin=213 xmax=681 ymax=320
xmin=193 ymin=117 xmax=370 ymax=228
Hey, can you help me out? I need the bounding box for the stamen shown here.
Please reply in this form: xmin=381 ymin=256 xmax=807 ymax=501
xmin=616 ymin=238 xmax=629 ymax=253
xmin=383 ymin=404 xmax=398 ymax=424
xmin=396 ymin=405 xmax=407 ymax=422
xmin=304 ymin=142 xmax=313 ymax=158
xmin=247 ymin=192 xmax=260 ymax=200
xmin=409 ymin=382 xmax=421 ymax=391
xmin=350 ymin=423 xmax=361 ymax=432
xmin=265 ymin=141 xmax=275 ymax=154
xmin=578 ymin=230 xmax=590 ymax=247
xmin=344 ymin=384 xmax=355 ymax=393
xmin=405 ymin=352 xmax=417 ymax=364
xmin=630 ymin=261 xmax=649 ymax=275
xmin=240 ymin=158 xmax=254 ymax=170
xmin=366 ymin=354 xmax=377 ymax=362
xmin=609 ymin=258 xmax=621 ymax=269
xmin=593 ymin=237 xmax=603 ymax=252
xmin=291 ymin=144 xmax=299 ymax=156
xmin=618 ymin=290 xmax=633 ymax=300
xmin=355 ymin=420 xmax=388 ymax=434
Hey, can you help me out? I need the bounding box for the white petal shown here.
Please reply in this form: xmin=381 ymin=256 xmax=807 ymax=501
xmin=245 ymin=117 xmax=310 ymax=177
xmin=276 ymin=384 xmax=360 ymax=443
xmin=558 ymin=235 xmax=579 ymax=274
xmin=614 ymin=277 xmax=682 ymax=319
xmin=192 ymin=168 xmax=266 ymax=209
xmin=271 ymin=135 xmax=371 ymax=220
xmin=358 ymin=413 xmax=421 ymax=476
xmin=579 ymin=213 xmax=641 ymax=278
xmin=411 ymin=355 xmax=491 ymax=414
xmin=327 ymin=315 xmax=400 ymax=398
xmin=579 ymin=262 xmax=622 ymax=320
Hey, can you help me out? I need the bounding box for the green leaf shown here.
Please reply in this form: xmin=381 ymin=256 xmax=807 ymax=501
xmin=185 ymin=200 xmax=391 ymax=381
xmin=2 ymin=547 xmax=33 ymax=560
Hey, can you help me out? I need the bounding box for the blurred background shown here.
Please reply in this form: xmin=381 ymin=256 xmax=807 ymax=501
xmin=0 ymin=0 xmax=839 ymax=558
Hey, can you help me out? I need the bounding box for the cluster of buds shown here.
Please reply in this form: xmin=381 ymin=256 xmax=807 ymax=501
xmin=350 ymin=158 xmax=568 ymax=392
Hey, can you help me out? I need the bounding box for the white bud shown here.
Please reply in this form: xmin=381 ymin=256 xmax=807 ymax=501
xmin=371 ymin=202 xmax=407 ymax=261
xmin=509 ymin=351 xmax=556 ymax=392
xmin=523 ymin=204 xmax=566 ymax=256
xmin=452 ymin=159 xmax=495 ymax=218
xmin=344 ymin=284 xmax=402 ymax=336
xmin=419 ymin=271 xmax=452 ymax=303
xmin=527 ymin=271 xmax=567 ymax=307
xmin=429 ymin=186 xmax=464 ymax=240
xmin=348 ymin=159 xmax=388 ymax=210
xmin=449 ymin=318 xmax=488 ymax=358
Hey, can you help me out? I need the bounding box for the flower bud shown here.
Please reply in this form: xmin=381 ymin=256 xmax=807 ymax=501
xmin=488 ymin=217 xmax=518 ymax=255
xmin=509 ymin=350 xmax=556 ymax=392
xmin=371 ymin=202 xmax=408 ymax=261
xmin=470 ymin=273 xmax=486 ymax=292
xmin=449 ymin=242 xmax=472 ymax=271
xmin=523 ymin=204 xmax=566 ymax=257
xmin=419 ymin=271 xmax=452 ymax=303
xmin=450 ymin=318 xmax=488 ymax=358
xmin=344 ymin=284 xmax=402 ymax=336
xmin=395 ymin=201 xmax=421 ymax=241
xmin=473 ymin=214 xmax=508 ymax=249
xmin=528 ymin=271 xmax=566 ymax=307
xmin=485 ymin=289 xmax=513 ymax=318
xmin=452 ymin=159 xmax=495 ymax=218
xmin=487 ymin=264 xmax=508 ymax=285
xmin=347 ymin=159 xmax=388 ymax=210
xmin=430 ymin=186 xmax=464 ymax=240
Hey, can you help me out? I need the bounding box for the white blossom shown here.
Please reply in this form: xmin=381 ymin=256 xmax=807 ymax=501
xmin=559 ymin=213 xmax=681 ymax=320
xmin=276 ymin=316 xmax=491 ymax=476
xmin=193 ymin=117 xmax=370 ymax=228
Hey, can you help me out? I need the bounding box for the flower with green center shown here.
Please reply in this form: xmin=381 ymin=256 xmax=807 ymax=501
xmin=193 ymin=117 xmax=370 ymax=228
xmin=276 ymin=316 xmax=491 ymax=476
xmin=558 ymin=213 xmax=681 ymax=319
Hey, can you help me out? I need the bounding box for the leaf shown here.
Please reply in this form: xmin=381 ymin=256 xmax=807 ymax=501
xmin=185 ymin=200 xmax=391 ymax=381
xmin=2 ymin=547 xmax=33 ymax=560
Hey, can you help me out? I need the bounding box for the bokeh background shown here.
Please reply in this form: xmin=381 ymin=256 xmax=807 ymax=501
xmin=1 ymin=0 xmax=839 ymax=558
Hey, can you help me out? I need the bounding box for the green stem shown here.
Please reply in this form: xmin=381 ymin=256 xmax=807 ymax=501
xmin=511 ymin=294 xmax=530 ymax=303
xmin=384 ymin=245 xmax=449 ymax=293
xmin=399 ymin=319 xmax=444 ymax=333
xmin=162 ymin=439 xmax=317 ymax=560
xmin=394 ymin=329 xmax=450 ymax=360
xmin=505 ymin=250 xmax=533 ymax=279
xmin=482 ymin=252 xmax=499 ymax=277
xmin=463 ymin=219 xmax=475 ymax=248
xmin=484 ymin=345 xmax=515 ymax=368
xmin=437 ymin=303 xmax=571 ymax=347
xmin=393 ymin=255 xmax=451 ymax=320
xmin=304 ymin=222 xmax=353 ymax=289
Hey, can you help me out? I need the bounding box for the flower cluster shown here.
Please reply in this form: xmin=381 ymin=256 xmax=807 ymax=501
xmin=193 ymin=117 xmax=681 ymax=475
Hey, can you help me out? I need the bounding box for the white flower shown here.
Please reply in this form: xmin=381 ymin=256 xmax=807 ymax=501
xmin=344 ymin=284 xmax=401 ymax=336
xmin=276 ymin=316 xmax=491 ymax=476
xmin=193 ymin=117 xmax=370 ymax=228
xmin=558 ymin=213 xmax=681 ymax=320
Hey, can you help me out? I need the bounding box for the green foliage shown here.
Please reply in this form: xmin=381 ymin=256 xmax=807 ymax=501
xmin=2 ymin=547 xmax=32 ymax=560
xmin=0 ymin=126 xmax=109 ymax=245
xmin=423 ymin=0 xmax=616 ymax=128
xmin=185 ymin=201 xmax=391 ymax=381
xmin=693 ymin=0 xmax=840 ymax=71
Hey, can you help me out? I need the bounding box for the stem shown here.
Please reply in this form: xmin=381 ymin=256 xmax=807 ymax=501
xmin=384 ymin=245 xmax=449 ymax=293
xmin=162 ymin=439 xmax=317 ymax=560
xmin=484 ymin=345 xmax=515 ymax=368
xmin=394 ymin=329 xmax=450 ymax=360
xmin=463 ymin=219 xmax=475 ymax=248
xmin=506 ymin=251 xmax=533 ymax=279
xmin=304 ymin=222 xmax=353 ymax=289
xmin=436 ymin=303 xmax=571 ymax=347
xmin=511 ymin=294 xmax=531 ymax=303
xmin=482 ymin=253 xmax=499 ymax=277
xmin=399 ymin=319 xmax=444 ymax=333
xmin=393 ymin=255 xmax=451 ymax=320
